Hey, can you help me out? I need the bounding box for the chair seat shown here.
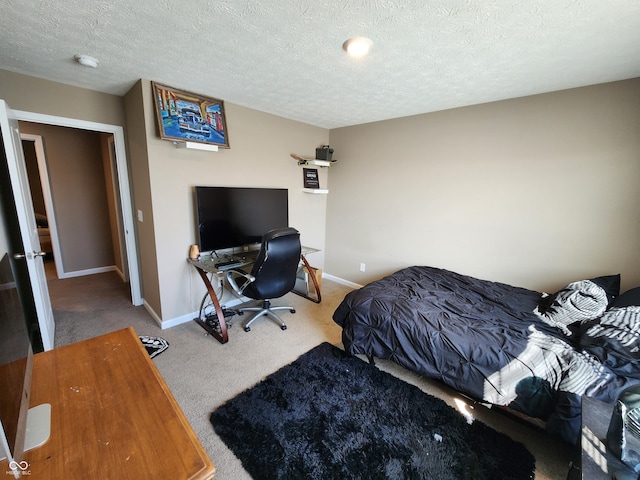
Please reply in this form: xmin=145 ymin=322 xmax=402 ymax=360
xmin=226 ymin=227 xmax=301 ymax=333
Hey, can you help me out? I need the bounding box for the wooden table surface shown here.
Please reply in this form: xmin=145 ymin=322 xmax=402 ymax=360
xmin=1 ymin=327 xmax=215 ymax=479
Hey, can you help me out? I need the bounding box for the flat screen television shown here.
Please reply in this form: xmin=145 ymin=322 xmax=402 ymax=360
xmin=194 ymin=186 xmax=289 ymax=253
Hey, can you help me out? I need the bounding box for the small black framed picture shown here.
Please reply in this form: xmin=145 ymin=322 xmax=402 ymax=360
xmin=303 ymin=168 xmax=320 ymax=189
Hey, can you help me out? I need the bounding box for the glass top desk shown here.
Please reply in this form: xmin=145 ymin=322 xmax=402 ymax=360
xmin=188 ymin=246 xmax=321 ymax=344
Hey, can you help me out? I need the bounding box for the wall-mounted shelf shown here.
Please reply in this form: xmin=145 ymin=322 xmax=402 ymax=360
xmin=174 ymin=141 xmax=219 ymax=152
xmin=291 ymin=153 xmax=334 ymax=167
xmin=300 ymin=159 xmax=331 ymax=167
xmin=294 ymin=153 xmax=331 ymax=194
xmin=302 ymin=188 xmax=329 ymax=194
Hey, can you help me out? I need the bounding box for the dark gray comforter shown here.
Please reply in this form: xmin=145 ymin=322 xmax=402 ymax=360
xmin=332 ymin=266 xmax=637 ymax=444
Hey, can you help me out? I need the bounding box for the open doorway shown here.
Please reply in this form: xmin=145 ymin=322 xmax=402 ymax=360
xmin=20 ymin=128 xmax=126 ymax=283
xmin=13 ymin=109 xmax=141 ymax=307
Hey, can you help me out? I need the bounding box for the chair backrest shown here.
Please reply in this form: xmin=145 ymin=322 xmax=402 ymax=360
xmin=244 ymin=227 xmax=301 ymax=300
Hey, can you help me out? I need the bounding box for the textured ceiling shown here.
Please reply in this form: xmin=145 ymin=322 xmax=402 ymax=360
xmin=1 ymin=0 xmax=639 ymax=129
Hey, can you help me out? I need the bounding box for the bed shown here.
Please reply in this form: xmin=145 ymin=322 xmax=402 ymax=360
xmin=332 ymin=266 xmax=640 ymax=444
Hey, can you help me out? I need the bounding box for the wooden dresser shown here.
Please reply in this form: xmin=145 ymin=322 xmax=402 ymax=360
xmin=1 ymin=327 xmax=215 ymax=479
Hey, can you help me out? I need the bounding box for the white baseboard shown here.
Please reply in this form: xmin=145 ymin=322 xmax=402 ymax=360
xmin=142 ymin=300 xmax=163 ymax=328
xmin=114 ymin=266 xmax=125 ymax=281
xmin=160 ymin=311 xmax=197 ymax=330
xmin=58 ymin=265 xmax=117 ymax=279
xmin=141 ymin=299 xmax=193 ymax=330
xmin=322 ymin=272 xmax=362 ymax=289
xmin=158 ymin=271 xmax=362 ymax=329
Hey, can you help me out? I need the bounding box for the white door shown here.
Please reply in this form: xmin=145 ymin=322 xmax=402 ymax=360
xmin=0 ymin=100 xmax=55 ymax=350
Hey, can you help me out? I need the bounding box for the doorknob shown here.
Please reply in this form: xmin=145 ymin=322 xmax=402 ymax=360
xmin=13 ymin=252 xmax=46 ymax=260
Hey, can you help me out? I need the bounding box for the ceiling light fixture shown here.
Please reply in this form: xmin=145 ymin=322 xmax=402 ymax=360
xmin=342 ymin=37 xmax=372 ymax=58
xmin=74 ymin=54 xmax=99 ymax=68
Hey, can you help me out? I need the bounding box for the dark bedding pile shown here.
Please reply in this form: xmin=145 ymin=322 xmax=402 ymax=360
xmin=333 ymin=266 xmax=640 ymax=444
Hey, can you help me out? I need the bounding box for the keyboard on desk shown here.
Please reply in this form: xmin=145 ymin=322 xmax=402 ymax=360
xmin=214 ymin=259 xmax=244 ymax=270
xmin=210 ymin=250 xmax=260 ymax=270
xmin=237 ymin=250 xmax=260 ymax=261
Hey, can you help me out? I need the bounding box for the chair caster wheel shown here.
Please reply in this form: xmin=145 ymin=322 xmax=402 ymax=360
xmin=244 ymin=326 xmax=251 ymax=332
xmin=290 ymin=309 xmax=296 ymax=314
xmin=281 ymin=325 xmax=287 ymax=331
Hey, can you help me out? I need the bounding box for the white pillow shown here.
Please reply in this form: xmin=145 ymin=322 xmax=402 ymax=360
xmin=537 ymin=280 xmax=608 ymax=335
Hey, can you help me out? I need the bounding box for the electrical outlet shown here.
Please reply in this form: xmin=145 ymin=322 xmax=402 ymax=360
xmin=360 ymin=263 xmax=366 ymax=272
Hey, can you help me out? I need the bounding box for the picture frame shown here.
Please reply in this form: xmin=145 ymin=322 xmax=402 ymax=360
xmin=152 ymin=82 xmax=230 ymax=148
xmin=303 ymin=168 xmax=320 ymax=189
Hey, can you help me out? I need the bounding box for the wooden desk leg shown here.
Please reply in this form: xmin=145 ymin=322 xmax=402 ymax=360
xmin=293 ymin=254 xmax=322 ymax=304
xmin=193 ymin=266 xmax=229 ymax=344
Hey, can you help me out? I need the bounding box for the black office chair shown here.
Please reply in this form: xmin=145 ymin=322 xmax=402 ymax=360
xmin=226 ymin=227 xmax=301 ymax=332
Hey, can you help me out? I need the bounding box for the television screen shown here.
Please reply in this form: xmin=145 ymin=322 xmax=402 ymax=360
xmin=195 ymin=186 xmax=289 ymax=253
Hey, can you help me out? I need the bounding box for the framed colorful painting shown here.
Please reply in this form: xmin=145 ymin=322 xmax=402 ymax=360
xmin=152 ymin=82 xmax=229 ymax=148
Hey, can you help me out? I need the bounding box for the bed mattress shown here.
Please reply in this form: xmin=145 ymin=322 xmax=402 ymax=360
xmin=333 ymin=266 xmax=638 ymax=443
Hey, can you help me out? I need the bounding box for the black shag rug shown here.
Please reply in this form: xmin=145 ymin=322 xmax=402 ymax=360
xmin=210 ymin=342 xmax=535 ymax=479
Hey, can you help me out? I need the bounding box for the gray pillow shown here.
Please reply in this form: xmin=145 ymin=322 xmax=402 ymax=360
xmin=612 ymin=287 xmax=640 ymax=308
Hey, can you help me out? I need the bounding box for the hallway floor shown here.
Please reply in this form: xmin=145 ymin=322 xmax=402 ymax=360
xmin=44 ymin=260 xmax=159 ymax=348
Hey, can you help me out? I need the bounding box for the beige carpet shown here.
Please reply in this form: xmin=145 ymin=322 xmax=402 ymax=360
xmin=47 ymin=261 xmax=577 ymax=479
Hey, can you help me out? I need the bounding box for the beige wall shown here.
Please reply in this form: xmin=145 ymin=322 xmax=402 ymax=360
xmin=0 ymin=71 xmax=127 ymax=276
xmin=1 ymin=70 xmax=329 ymax=325
xmin=0 ymin=70 xmax=125 ymax=127
xmin=18 ymin=122 xmax=116 ymax=272
xmin=127 ymin=79 xmax=329 ymax=323
xmin=4 ymin=68 xmax=639 ymax=325
xmin=327 ymin=78 xmax=640 ymax=293
xmin=123 ymin=81 xmax=160 ymax=315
